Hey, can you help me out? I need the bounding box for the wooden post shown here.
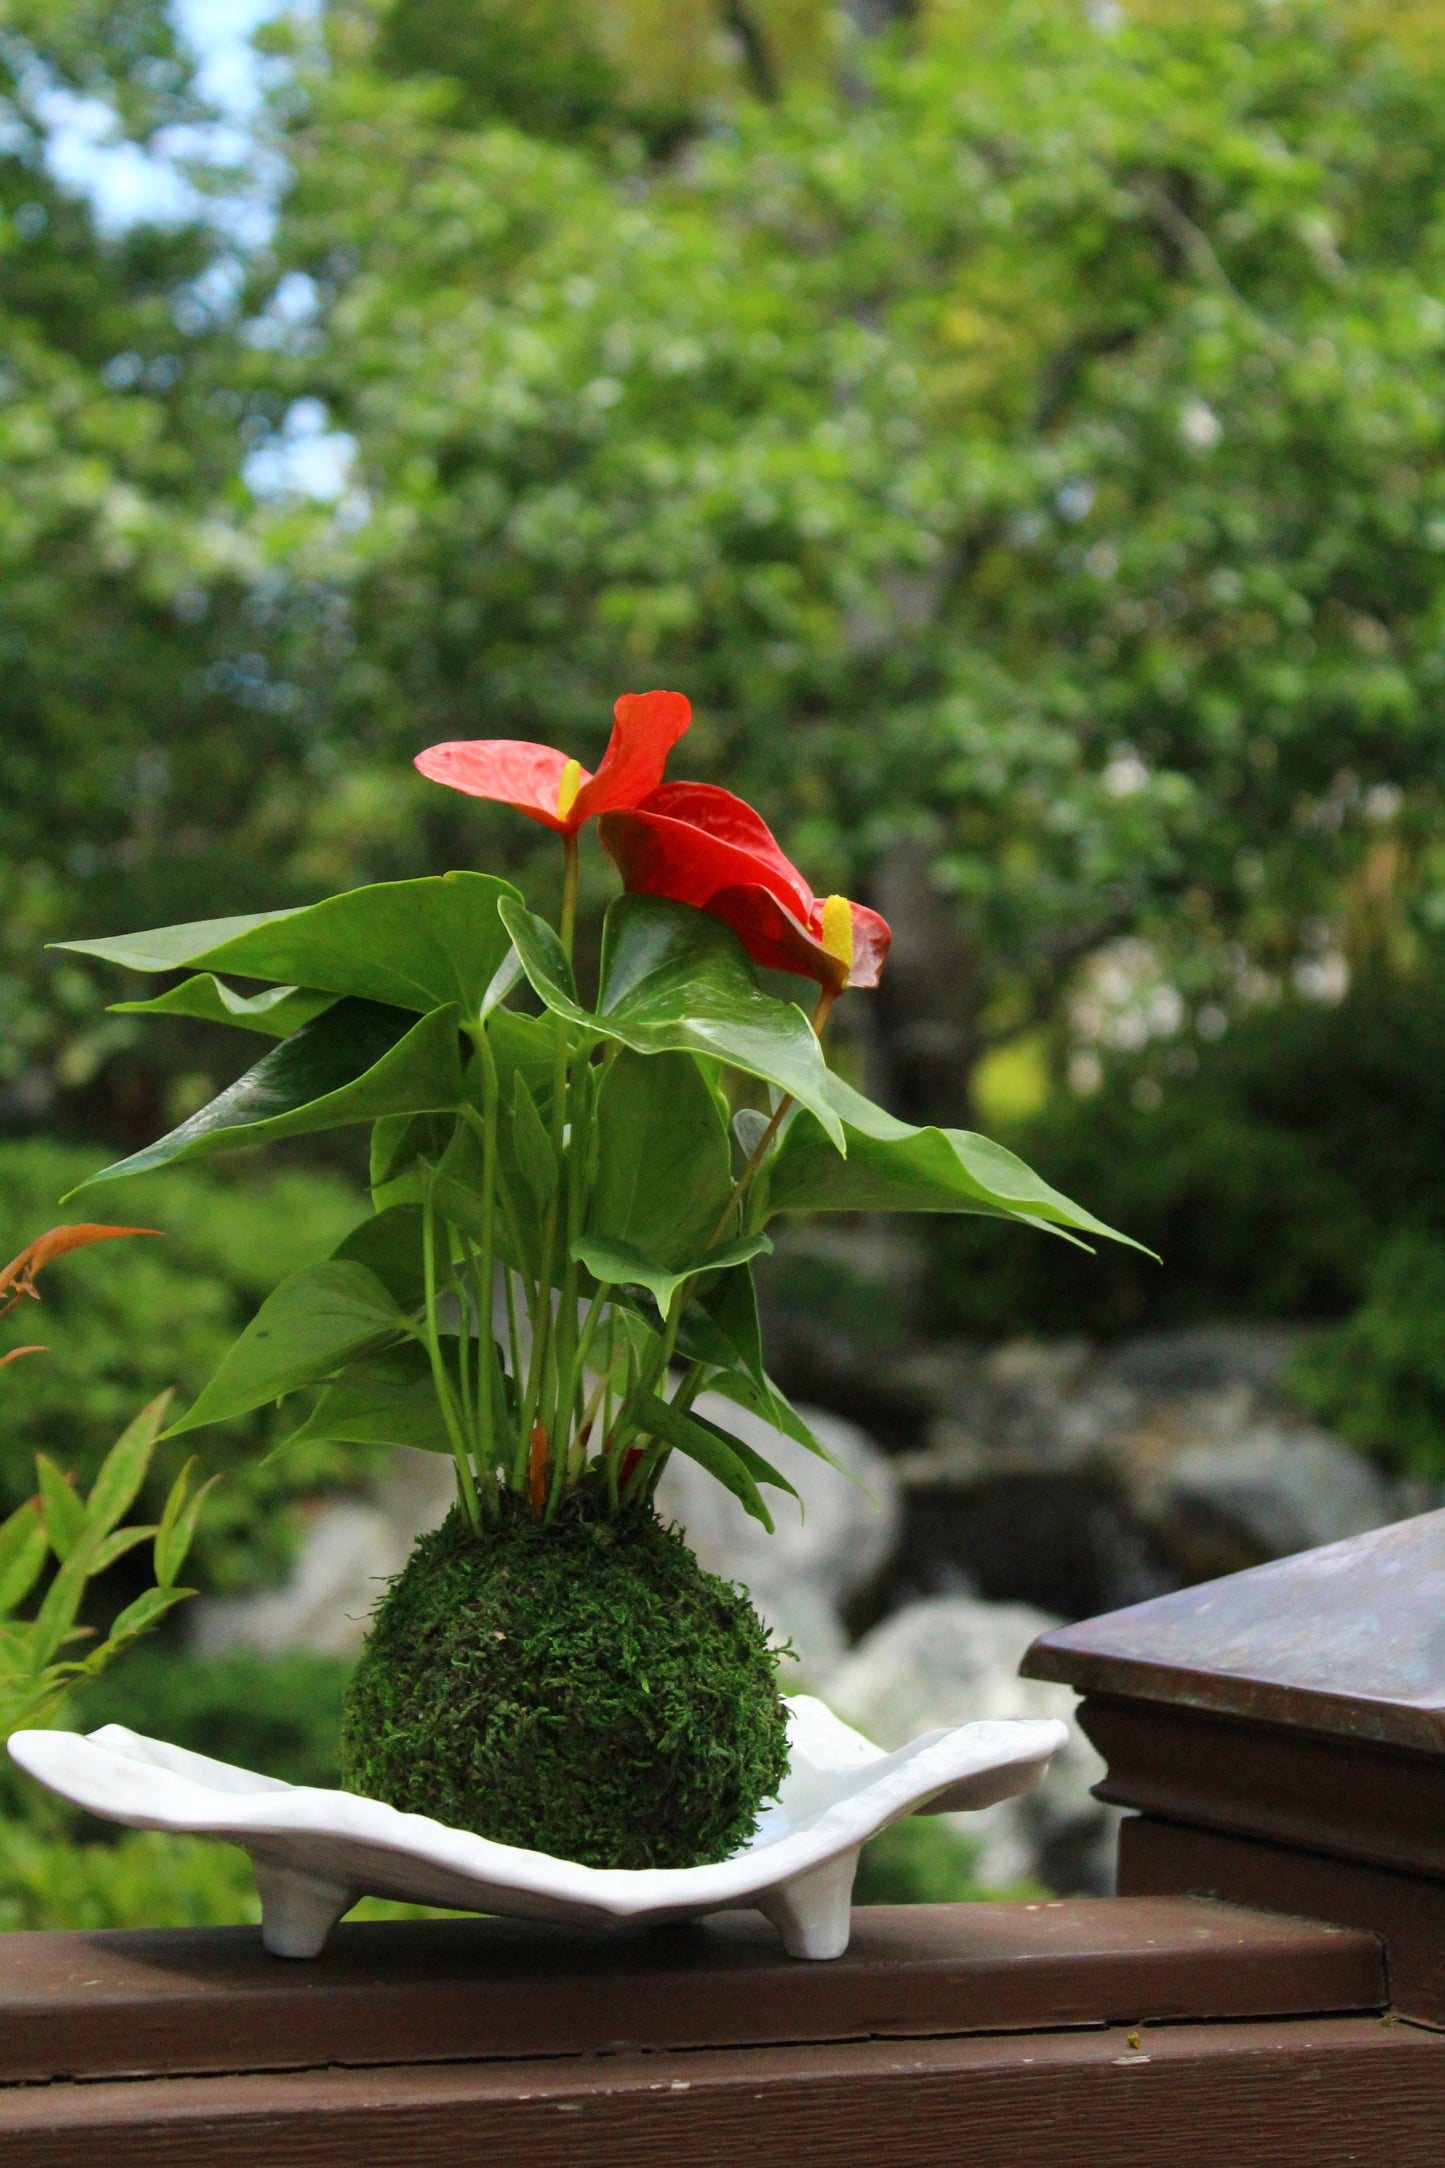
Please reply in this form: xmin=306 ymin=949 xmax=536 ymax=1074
xmin=1023 ymin=1504 xmax=1445 ymax=2028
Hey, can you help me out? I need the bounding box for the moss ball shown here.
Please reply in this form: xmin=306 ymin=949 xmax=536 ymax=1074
xmin=338 ymin=1497 xmax=789 ymax=1870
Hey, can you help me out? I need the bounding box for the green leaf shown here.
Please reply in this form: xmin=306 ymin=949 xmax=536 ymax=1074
xmin=511 ymin=1074 xmax=558 ymax=1215
xmin=0 ymin=1501 xmax=48 ymax=1616
xmin=89 ymin=1524 xmax=159 ymax=1576
xmin=111 ymin=976 xmax=338 ymax=1038
xmin=154 ymin=1460 xmax=221 ymax=1590
xmin=370 ymin=1110 xmax=455 ymax=1201
xmin=29 ymin=1544 xmax=95 ymax=1669
xmin=69 ymin=999 xmax=467 ymax=1195
xmin=703 ymin=1367 xmax=843 ymax=1469
xmin=628 ymin=1390 xmax=794 ymax=1530
xmin=82 ymin=1391 xmax=172 ymax=1539
xmin=60 ymin=872 xmax=521 ymax=1020
xmin=763 ymin=1069 xmax=1151 ymax=1250
xmin=275 ymin=1339 xmax=463 ymax=1458
xmin=333 ymin=1203 xmax=445 ymax=1312
xmin=674 ymin=1262 xmax=767 ymax=1382
xmin=508 ymin=895 xmax=845 ymax=1152
xmin=103 ymin=1584 xmax=194 ymax=1649
xmin=497 ymin=899 xmax=581 ymax=1016
xmin=35 ymin=1457 xmax=86 ymax=1564
xmin=165 ymin=1260 xmax=413 ymax=1436
xmin=489 ymin=1007 xmax=563 ymax=1108
xmin=572 ymin=1232 xmax=771 ymax=1318
xmin=587 ymin=1048 xmax=736 ymax=1267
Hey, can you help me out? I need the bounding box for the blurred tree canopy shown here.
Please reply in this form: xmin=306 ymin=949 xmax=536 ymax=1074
xmin=252 ymin=0 xmax=1445 ymax=1126
xmin=0 ymin=1 xmax=328 ymax=1135
xmin=6 ymin=0 xmax=1445 ymax=1149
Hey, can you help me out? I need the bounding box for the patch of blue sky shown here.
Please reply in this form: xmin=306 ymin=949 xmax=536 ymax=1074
xmin=38 ymin=0 xmax=293 ymax=240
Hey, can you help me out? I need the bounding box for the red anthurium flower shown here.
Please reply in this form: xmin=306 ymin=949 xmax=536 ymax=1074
xmin=598 ymin=783 xmax=891 ymax=993
xmin=413 ymin=691 xmax=692 ymax=836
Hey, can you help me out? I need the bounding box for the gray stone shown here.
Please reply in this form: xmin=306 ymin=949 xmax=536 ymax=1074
xmin=1130 ymin=1411 xmax=1398 ymax=1582
xmin=191 ymin=1450 xmax=456 ymax=1660
xmin=824 ymin=1595 xmax=1117 ymax=1894
xmin=884 ymin=1327 xmax=1404 ymax=1608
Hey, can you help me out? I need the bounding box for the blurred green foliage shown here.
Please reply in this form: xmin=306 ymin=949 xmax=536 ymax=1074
xmin=252 ymin=0 xmax=1445 ymax=1126
xmin=1289 ymin=1231 xmax=1445 ymax=1478
xmin=927 ymin=975 xmax=1445 ymax=1339
xmin=74 ymin=1645 xmax=354 ymax=1786
xmin=852 ymin=1814 xmax=1044 ymax=1906
xmin=7 ymin=1 xmax=1445 ymax=1136
xmin=0 ymin=1141 xmax=366 ymax=1591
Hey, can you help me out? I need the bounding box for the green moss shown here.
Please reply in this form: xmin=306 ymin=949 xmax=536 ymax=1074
xmin=338 ymin=1497 xmax=789 ymax=1870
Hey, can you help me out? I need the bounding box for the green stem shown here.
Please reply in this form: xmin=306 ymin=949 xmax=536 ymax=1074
xmin=702 ymin=983 xmax=840 ymax=1249
xmin=560 ymin=830 xmax=580 ymax=965
xmin=422 ymin=1187 xmax=483 ymax=1533
xmin=470 ymin=1019 xmax=502 ymax=1483
xmin=503 ymin=1265 xmax=524 ymax=1420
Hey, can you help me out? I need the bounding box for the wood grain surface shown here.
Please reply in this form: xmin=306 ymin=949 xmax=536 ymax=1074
xmin=1022 ymin=1507 xmax=1445 ymax=1753
xmin=0 ymin=1897 xmax=1385 ymax=2084
xmin=1 ymin=2017 xmax=1440 ymax=2168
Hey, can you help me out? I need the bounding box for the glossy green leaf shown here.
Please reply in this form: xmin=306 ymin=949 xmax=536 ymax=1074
xmin=333 ymin=1204 xmax=446 ymax=1313
xmin=511 ymin=1074 xmax=558 ymax=1215
xmin=111 ymin=976 xmax=337 ymax=1038
xmin=276 ymin=1339 xmax=462 ymax=1458
xmin=369 ymin=1110 xmax=456 ymax=1203
xmin=82 ymin=1391 xmax=171 ymax=1538
xmin=165 ymin=1260 xmax=413 ymax=1435
xmin=587 ymin=1048 xmax=736 ymax=1268
xmin=763 ymin=1069 xmax=1150 ymax=1250
xmin=674 ymin=1261 xmax=767 ymax=1382
xmin=35 ymin=1457 xmax=85 ymax=1563
xmin=704 ymin=1368 xmax=843 ymax=1469
xmin=489 ymin=1007 xmax=564 ymax=1105
xmin=59 ymin=872 xmax=521 ymax=1020
xmin=70 ymin=1000 xmax=467 ymax=1195
xmin=497 ymin=900 xmax=580 ymax=1015
xmin=0 ymin=1501 xmax=48 ymax=1616
xmin=507 ymin=895 xmax=846 ymax=1151
xmin=628 ymin=1390 xmax=796 ymax=1530
xmin=571 ymin=1231 xmax=770 ymax=1316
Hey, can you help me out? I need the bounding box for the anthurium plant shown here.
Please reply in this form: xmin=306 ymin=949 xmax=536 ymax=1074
xmin=55 ymin=691 xmax=1135 ymax=1867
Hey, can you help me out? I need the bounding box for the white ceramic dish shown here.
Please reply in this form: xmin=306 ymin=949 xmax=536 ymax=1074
xmin=9 ymin=1697 xmax=1065 ymax=1960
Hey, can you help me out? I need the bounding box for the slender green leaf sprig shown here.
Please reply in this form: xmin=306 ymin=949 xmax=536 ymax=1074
xmin=1 ymin=1395 xmax=215 ymax=1740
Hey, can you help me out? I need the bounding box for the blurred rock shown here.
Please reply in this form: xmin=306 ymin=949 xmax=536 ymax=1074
xmin=876 ymin=1325 xmax=1403 ymax=1616
xmin=824 ymin=1596 xmax=1117 ymax=1894
xmin=192 ymin=1450 xmax=456 ymax=1660
xmin=655 ymin=1398 xmax=900 ymax=1686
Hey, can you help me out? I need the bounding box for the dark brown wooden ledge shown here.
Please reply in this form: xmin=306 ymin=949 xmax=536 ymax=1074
xmin=2 ymin=1899 xmax=1433 ymax=2168
xmin=0 ymin=1898 xmax=1386 ymax=2085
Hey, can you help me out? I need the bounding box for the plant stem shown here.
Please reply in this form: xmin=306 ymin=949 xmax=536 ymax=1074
xmin=470 ymin=1018 xmax=502 ymax=1483
xmin=703 ymin=982 xmax=840 ymax=1248
xmin=422 ymin=1187 xmax=483 ymax=1532
xmin=560 ymin=830 xmax=579 ymax=963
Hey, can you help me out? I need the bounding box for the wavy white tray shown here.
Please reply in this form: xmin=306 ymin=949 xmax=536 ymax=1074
xmin=9 ymin=1697 xmax=1066 ymax=1960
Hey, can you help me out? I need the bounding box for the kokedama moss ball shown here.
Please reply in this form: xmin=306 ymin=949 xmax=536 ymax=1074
xmin=338 ymin=1497 xmax=789 ymax=1870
